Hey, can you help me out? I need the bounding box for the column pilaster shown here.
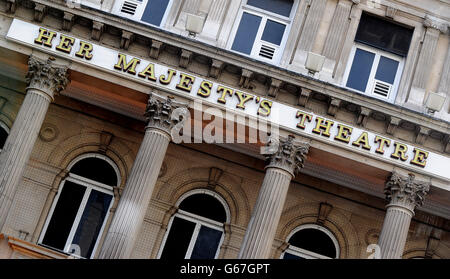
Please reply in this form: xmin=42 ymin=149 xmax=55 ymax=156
xmin=408 ymin=16 xmax=448 ymax=107
xmin=377 ymin=172 xmax=430 ymax=259
xmin=238 ymin=135 xmax=309 ymax=259
xmin=99 ymin=93 xmax=187 ymax=259
xmin=0 ymin=56 xmax=68 ymax=231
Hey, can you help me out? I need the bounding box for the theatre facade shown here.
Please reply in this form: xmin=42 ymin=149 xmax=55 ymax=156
xmin=0 ymin=0 xmax=449 ymax=259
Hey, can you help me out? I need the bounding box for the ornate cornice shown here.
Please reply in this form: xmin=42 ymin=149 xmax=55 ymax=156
xmin=424 ymin=15 xmax=449 ymax=34
xmin=144 ymin=93 xmax=188 ymax=136
xmin=26 ymin=56 xmax=69 ymax=100
xmin=384 ymin=172 xmax=430 ymax=211
xmin=264 ymin=135 xmax=309 ymax=176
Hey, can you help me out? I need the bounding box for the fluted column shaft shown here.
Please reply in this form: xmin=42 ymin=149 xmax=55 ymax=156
xmin=378 ymin=205 xmax=413 ymax=259
xmin=99 ymin=94 xmax=187 ymax=259
xmin=0 ymin=56 xmax=68 ymax=231
xmin=238 ymin=167 xmax=292 ymax=259
xmin=239 ymin=136 xmax=309 ymax=259
xmin=99 ymin=128 xmax=170 ymax=259
xmin=377 ymin=172 xmax=430 ymax=259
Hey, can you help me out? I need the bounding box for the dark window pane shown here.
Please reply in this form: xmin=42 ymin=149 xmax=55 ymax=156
xmin=0 ymin=127 xmax=8 ymax=149
xmin=247 ymin=0 xmax=294 ymax=17
xmin=70 ymin=157 xmax=117 ymax=186
xmin=71 ymin=190 xmax=112 ymax=258
xmin=42 ymin=181 xmax=86 ymax=250
xmin=141 ymin=0 xmax=170 ymax=26
xmin=346 ymin=48 xmax=375 ymax=92
xmin=231 ymin=12 xmax=262 ymax=55
xmin=375 ymin=56 xmax=399 ymax=84
xmin=190 ymin=226 xmax=222 ymax=259
xmin=179 ymin=194 xmax=227 ymax=223
xmin=355 ymin=13 xmax=413 ymax=57
xmin=283 ymin=252 xmax=303 ymax=259
xmin=288 ymin=228 xmax=337 ymax=258
xmin=160 ymin=217 xmax=195 ymax=259
xmin=261 ymin=20 xmax=286 ymax=45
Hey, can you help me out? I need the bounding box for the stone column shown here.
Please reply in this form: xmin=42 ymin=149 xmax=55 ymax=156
xmin=239 ymin=135 xmax=309 ymax=259
xmin=99 ymin=94 xmax=187 ymax=259
xmin=408 ymin=16 xmax=448 ymax=106
xmin=377 ymin=172 xmax=430 ymax=259
xmin=0 ymin=56 xmax=68 ymax=231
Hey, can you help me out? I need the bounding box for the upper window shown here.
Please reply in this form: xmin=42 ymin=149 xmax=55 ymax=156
xmin=39 ymin=154 xmax=119 ymax=258
xmin=229 ymin=0 xmax=297 ymax=63
xmin=0 ymin=122 xmax=9 ymax=151
xmin=113 ymin=0 xmax=173 ymax=27
xmin=343 ymin=13 xmax=413 ymax=101
xmin=282 ymin=224 xmax=339 ymax=259
xmin=158 ymin=190 xmax=229 ymax=259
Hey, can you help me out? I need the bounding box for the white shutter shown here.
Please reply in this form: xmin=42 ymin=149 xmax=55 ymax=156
xmin=371 ymin=80 xmax=391 ymax=98
xmin=112 ymin=0 xmax=146 ymax=21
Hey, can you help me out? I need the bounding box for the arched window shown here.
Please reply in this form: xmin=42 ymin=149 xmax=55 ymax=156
xmin=0 ymin=122 xmax=10 ymax=151
xmin=158 ymin=190 xmax=229 ymax=259
xmin=282 ymin=224 xmax=340 ymax=259
xmin=39 ymin=154 xmax=120 ymax=258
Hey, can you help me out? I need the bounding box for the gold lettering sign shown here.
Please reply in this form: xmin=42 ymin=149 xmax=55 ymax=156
xmin=30 ymin=25 xmax=433 ymax=170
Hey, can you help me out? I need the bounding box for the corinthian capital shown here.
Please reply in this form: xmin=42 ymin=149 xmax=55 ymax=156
xmin=264 ymin=135 xmax=309 ymax=176
xmin=384 ymin=172 xmax=430 ymax=211
xmin=26 ymin=56 xmax=69 ymax=99
xmin=144 ymin=93 xmax=188 ymax=135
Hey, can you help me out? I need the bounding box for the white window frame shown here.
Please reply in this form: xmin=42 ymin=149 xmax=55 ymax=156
xmin=227 ymin=0 xmax=299 ymax=64
xmin=281 ymin=224 xmax=340 ymax=259
xmin=0 ymin=121 xmax=10 ymax=152
xmin=157 ymin=189 xmax=230 ymax=259
xmin=38 ymin=153 xmax=119 ymax=259
xmin=112 ymin=0 xmax=174 ymax=28
xmin=343 ymin=43 xmax=404 ymax=103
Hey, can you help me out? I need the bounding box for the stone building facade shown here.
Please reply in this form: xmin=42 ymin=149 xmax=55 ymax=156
xmin=0 ymin=0 xmax=448 ymax=259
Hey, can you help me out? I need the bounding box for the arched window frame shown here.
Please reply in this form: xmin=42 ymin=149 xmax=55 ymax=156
xmin=0 ymin=121 xmax=10 ymax=152
xmin=157 ymin=189 xmax=230 ymax=259
xmin=38 ymin=153 xmax=120 ymax=258
xmin=282 ymin=224 xmax=340 ymax=259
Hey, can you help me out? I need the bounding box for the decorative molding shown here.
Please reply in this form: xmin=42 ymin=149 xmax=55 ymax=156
xmin=149 ymin=40 xmax=164 ymax=59
xmin=264 ymin=135 xmax=309 ymax=176
xmin=26 ymin=56 xmax=69 ymax=99
xmin=297 ymin=88 xmax=312 ymax=107
xmin=425 ymin=236 xmax=440 ymax=258
xmin=39 ymin=123 xmax=59 ymax=142
xmin=327 ymin=98 xmax=342 ymax=116
xmin=99 ymin=131 xmax=114 ymax=154
xmin=317 ymin=202 xmax=333 ymax=225
xmin=209 ymin=59 xmax=224 ymax=79
xmin=424 ymin=15 xmax=448 ymax=34
xmin=34 ymin=3 xmax=47 ymax=23
xmin=239 ymin=69 xmax=254 ymax=89
xmin=120 ymin=30 xmax=134 ymax=50
xmin=268 ymin=78 xmax=283 ymax=98
xmin=384 ymin=172 xmax=430 ymax=211
xmin=91 ymin=21 xmax=104 ymax=41
xmin=207 ymin=167 xmax=224 ymax=189
xmin=385 ymin=6 xmax=397 ymax=19
xmin=62 ymin=12 xmax=75 ymax=32
xmin=179 ymin=49 xmax=193 ymax=69
xmin=356 ymin=107 xmax=371 ymax=127
xmin=386 ymin=116 xmax=401 ymax=135
xmin=415 ymin=126 xmax=430 ymax=145
xmin=144 ymin=93 xmax=189 ymax=135
xmin=6 ymin=0 xmax=17 ymax=13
